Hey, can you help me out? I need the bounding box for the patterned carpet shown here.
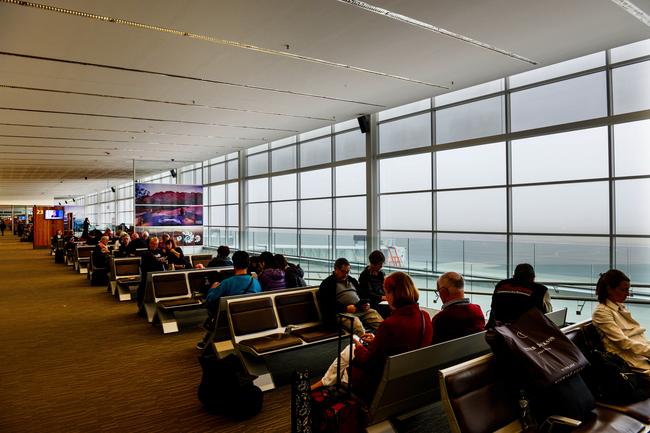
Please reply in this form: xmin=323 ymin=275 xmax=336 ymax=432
xmin=0 ymin=234 xmax=450 ymax=432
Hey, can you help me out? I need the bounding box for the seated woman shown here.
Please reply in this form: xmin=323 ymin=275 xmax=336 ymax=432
xmin=592 ymin=269 xmax=650 ymax=382
xmin=164 ymin=239 xmax=187 ymax=269
xmin=312 ymin=271 xmax=432 ymax=403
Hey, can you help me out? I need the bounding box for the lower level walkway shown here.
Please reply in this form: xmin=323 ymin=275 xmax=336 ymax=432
xmin=0 ymin=235 xmax=290 ymax=432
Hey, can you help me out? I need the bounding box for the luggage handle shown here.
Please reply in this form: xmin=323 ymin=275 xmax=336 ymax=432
xmin=337 ymin=313 xmax=356 ymax=394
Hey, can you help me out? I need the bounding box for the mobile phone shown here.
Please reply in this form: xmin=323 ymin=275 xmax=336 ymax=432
xmin=352 ymin=334 xmax=361 ymax=343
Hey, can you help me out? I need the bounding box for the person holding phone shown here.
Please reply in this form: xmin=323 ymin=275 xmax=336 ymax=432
xmin=313 ymin=272 xmax=432 ymax=403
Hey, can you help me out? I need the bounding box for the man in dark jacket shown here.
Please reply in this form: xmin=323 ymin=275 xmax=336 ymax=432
xmin=208 ymin=245 xmax=233 ymax=268
xmin=431 ymin=272 xmax=485 ymax=344
xmin=486 ymin=263 xmax=552 ymax=327
xmin=137 ymin=237 xmax=165 ymax=317
xmin=358 ymin=250 xmax=387 ymax=315
xmin=318 ymin=257 xmax=383 ymax=336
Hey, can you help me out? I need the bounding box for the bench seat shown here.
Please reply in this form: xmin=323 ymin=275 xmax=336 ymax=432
xmin=158 ymin=298 xmax=202 ymax=310
xmin=239 ymin=333 xmax=303 ymax=354
xmin=291 ymin=325 xmax=339 ymax=343
xmin=440 ymin=353 xmax=647 ymax=433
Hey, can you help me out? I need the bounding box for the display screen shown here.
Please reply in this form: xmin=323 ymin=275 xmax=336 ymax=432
xmin=45 ymin=209 xmax=64 ymax=220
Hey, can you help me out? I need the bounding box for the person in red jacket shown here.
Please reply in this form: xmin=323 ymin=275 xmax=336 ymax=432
xmin=312 ymin=271 xmax=432 ymax=403
xmin=431 ymin=272 xmax=485 ymax=344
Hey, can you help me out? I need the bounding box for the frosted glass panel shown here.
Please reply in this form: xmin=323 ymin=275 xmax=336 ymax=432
xmin=300 ymin=136 xmax=331 ymax=167
xmin=210 ymin=206 xmax=225 ymax=226
xmin=437 ymin=189 xmax=506 ymax=232
xmin=227 ymin=182 xmax=239 ymax=204
xmin=335 ymin=130 xmax=365 ymax=161
xmin=612 ymin=61 xmax=650 ymax=115
xmin=379 ymin=113 xmax=431 ymax=153
xmin=378 ymin=98 xmax=430 ymax=121
xmin=227 ymin=160 xmax=238 ymax=180
xmin=300 ymin=126 xmax=331 ymax=141
xmin=210 ymin=185 xmax=225 ymax=205
xmin=513 ymin=182 xmax=609 ymax=233
xmin=614 ymin=120 xmax=650 ymax=177
xmin=511 ymin=73 xmax=607 ymax=131
xmin=611 ymin=39 xmax=650 ymax=63
xmin=336 ymin=163 xmax=366 ymax=196
xmin=510 ymin=52 xmax=605 ymax=88
xmin=272 ymin=201 xmax=297 ymax=228
xmin=435 ymin=79 xmax=504 ymax=106
xmin=380 ymin=193 xmax=431 ymax=230
xmin=616 ymin=179 xmax=650 ymax=235
xmin=512 ymin=127 xmax=608 ymax=183
xmin=246 ymin=178 xmax=268 ymax=202
xmin=436 ymin=96 xmax=505 ymax=144
xmin=271 ymin=174 xmax=297 ymax=201
xmin=336 ymin=197 xmax=366 ymax=229
xmin=301 ymin=199 xmax=332 ymax=228
xmin=436 ymin=143 xmax=505 ymax=188
xmin=380 ymin=154 xmax=431 ymax=193
xmin=300 ymin=169 xmax=331 ymax=198
xmin=210 ymin=163 xmax=225 ymax=183
xmin=247 ymin=152 xmax=268 ymax=176
xmin=247 ymin=203 xmax=268 ymax=227
xmin=271 ymin=145 xmax=297 ymax=171
xmin=227 ymin=205 xmax=238 ymax=227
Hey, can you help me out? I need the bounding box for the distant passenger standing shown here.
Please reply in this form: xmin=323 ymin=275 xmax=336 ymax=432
xmin=82 ymin=218 xmax=90 ymax=239
xmin=0 ymin=220 xmax=6 ymax=236
xmin=487 ymin=263 xmax=551 ymax=327
xmin=431 ymin=272 xmax=485 ymax=344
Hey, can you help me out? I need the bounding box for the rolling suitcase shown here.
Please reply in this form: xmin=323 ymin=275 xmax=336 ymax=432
xmin=310 ymin=314 xmax=364 ymax=433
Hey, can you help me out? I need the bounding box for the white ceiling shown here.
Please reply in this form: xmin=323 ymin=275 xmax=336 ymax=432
xmin=0 ymin=0 xmax=648 ymax=204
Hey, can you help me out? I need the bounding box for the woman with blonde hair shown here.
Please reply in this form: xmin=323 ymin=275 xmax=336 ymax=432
xmin=312 ymin=271 xmax=432 ymax=402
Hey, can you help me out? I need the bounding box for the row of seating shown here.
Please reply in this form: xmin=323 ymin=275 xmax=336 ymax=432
xmin=439 ymin=318 xmax=650 ymax=433
xmin=143 ymin=267 xmax=234 ymax=334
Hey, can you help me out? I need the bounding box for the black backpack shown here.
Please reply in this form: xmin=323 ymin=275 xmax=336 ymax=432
xmin=198 ymin=354 xmax=263 ymax=420
xmin=575 ymin=324 xmax=648 ymax=404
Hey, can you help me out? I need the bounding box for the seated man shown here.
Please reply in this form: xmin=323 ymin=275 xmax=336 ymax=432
xmin=487 ymin=263 xmax=551 ymax=328
xmin=137 ymin=237 xmax=165 ymax=317
xmin=207 ymin=245 xmax=233 ymax=268
xmin=127 ymin=232 xmax=147 ymax=254
xmin=431 ymin=272 xmax=485 ymax=344
xmin=115 ymin=232 xmax=131 ymax=257
xmin=358 ymin=250 xmax=387 ymax=316
xmin=91 ymin=236 xmax=111 ymax=284
xmin=318 ymin=257 xmax=383 ymax=336
xmin=197 ymin=250 xmax=262 ymax=350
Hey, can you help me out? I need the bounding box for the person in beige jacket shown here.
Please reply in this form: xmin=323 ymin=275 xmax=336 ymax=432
xmin=592 ymin=269 xmax=650 ymax=380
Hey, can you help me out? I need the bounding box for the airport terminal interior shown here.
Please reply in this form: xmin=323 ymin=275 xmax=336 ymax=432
xmin=0 ymin=0 xmax=649 ymax=432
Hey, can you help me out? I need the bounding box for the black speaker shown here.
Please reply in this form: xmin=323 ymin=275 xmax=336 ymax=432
xmin=111 ymin=186 xmax=116 ymax=193
xmin=357 ymin=115 xmax=370 ymax=134
xmin=170 ymin=169 xmax=177 ymax=178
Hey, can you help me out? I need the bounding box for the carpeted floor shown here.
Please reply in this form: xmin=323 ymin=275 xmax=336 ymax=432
xmin=0 ymin=235 xmax=450 ymax=432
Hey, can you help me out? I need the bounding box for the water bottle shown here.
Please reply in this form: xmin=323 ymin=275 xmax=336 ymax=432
xmin=519 ymin=389 xmax=537 ymax=431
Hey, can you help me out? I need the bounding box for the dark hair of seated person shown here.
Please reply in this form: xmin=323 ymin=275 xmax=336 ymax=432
xmin=232 ymin=250 xmax=250 ymax=270
xmin=217 ymin=245 xmax=230 ymax=257
xmin=596 ymin=269 xmax=630 ymax=303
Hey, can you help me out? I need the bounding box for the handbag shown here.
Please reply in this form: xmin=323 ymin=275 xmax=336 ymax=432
xmin=486 ymin=307 xmax=589 ymax=389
